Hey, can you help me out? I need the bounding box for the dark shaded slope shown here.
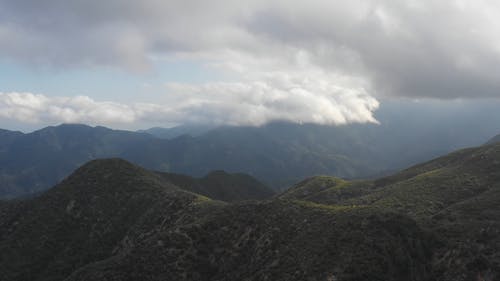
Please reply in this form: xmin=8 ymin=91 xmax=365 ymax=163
xmin=156 ymin=170 xmax=274 ymax=202
xmin=0 ymin=159 xmax=205 ymax=281
xmin=0 ymin=129 xmax=26 ymax=197
xmin=65 ymin=201 xmax=433 ymax=281
xmin=0 ymin=129 xmax=23 ymax=147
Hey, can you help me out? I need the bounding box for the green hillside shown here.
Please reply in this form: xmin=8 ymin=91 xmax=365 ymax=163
xmin=280 ymin=142 xmax=500 ymax=280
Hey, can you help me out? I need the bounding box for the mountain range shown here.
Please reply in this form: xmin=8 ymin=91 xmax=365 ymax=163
xmin=2 ymin=138 xmax=500 ymax=280
xmin=1 ymin=115 xmax=499 ymax=199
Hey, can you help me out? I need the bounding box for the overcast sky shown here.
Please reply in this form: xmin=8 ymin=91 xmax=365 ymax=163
xmin=1 ymin=0 xmax=500 ymax=130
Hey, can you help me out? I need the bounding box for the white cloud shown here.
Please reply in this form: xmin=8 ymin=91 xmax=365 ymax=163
xmin=164 ymin=70 xmax=379 ymax=125
xmin=0 ymin=93 xmax=137 ymax=124
xmin=0 ymin=80 xmax=378 ymax=127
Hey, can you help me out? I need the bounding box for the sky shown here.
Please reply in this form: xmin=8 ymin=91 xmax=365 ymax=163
xmin=1 ymin=0 xmax=500 ymax=131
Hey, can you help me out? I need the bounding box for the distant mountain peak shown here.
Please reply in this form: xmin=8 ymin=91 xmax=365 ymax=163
xmin=42 ymin=123 xmax=96 ymax=130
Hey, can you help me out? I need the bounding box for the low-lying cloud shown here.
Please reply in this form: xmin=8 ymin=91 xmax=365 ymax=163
xmin=0 ymin=92 xmax=138 ymax=124
xmin=0 ymin=75 xmax=379 ymax=126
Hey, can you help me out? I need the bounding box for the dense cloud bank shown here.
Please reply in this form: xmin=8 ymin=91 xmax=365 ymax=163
xmin=0 ymin=89 xmax=378 ymax=126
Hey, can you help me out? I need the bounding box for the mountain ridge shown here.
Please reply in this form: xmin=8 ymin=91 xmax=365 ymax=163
xmin=1 ymin=122 xmax=499 ymax=199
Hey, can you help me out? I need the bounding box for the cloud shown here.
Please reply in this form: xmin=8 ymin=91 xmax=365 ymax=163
xmin=0 ymin=81 xmax=378 ymax=127
xmin=164 ymin=71 xmax=379 ymax=125
xmin=0 ymin=92 xmax=138 ymax=124
xmin=1 ymin=0 xmax=500 ymax=130
xmin=238 ymin=0 xmax=500 ymax=98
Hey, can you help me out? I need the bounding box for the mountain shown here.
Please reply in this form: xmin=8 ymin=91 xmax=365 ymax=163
xmin=486 ymin=134 xmax=500 ymax=145
xmin=0 ymin=158 xmax=434 ymax=281
xmin=0 ymin=129 xmax=23 ymax=147
xmin=0 ymin=123 xmax=378 ymax=199
xmin=0 ymin=123 xmax=273 ymax=202
xmin=1 ymin=118 xmax=499 ymax=199
xmin=156 ymin=170 xmax=274 ymax=202
xmin=280 ymin=141 xmax=500 ymax=280
xmin=0 ymin=124 xmax=155 ymax=198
